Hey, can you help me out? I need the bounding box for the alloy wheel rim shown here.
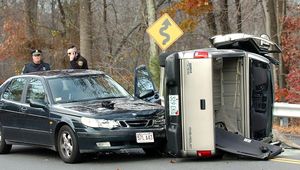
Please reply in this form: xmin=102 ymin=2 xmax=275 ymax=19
xmin=60 ymin=131 xmax=73 ymax=158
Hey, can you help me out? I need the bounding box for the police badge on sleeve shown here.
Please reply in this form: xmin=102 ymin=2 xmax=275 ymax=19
xmin=78 ymin=61 xmax=83 ymax=67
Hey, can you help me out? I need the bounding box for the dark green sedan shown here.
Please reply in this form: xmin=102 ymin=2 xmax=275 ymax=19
xmin=0 ymin=70 xmax=165 ymax=163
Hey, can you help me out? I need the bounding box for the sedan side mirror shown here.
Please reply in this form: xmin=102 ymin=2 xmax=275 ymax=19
xmin=139 ymin=89 xmax=155 ymax=99
xmin=29 ymin=99 xmax=48 ymax=110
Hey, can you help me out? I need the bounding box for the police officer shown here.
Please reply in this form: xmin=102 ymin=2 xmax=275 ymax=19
xmin=22 ymin=49 xmax=50 ymax=74
xmin=67 ymin=45 xmax=88 ymax=69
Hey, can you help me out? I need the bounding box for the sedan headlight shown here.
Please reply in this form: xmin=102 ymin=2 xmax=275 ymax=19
xmin=81 ymin=117 xmax=119 ymax=129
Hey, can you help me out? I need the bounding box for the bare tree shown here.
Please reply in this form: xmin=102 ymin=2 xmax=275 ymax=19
xmin=24 ymin=0 xmax=38 ymax=46
xmin=219 ymin=0 xmax=231 ymax=34
xmin=103 ymin=0 xmax=113 ymax=56
xmin=80 ymin=0 xmax=93 ymax=67
xmin=205 ymin=0 xmax=217 ymax=36
xmin=277 ymin=0 xmax=287 ymax=89
xmin=235 ymin=0 xmax=242 ymax=32
xmin=263 ymin=0 xmax=279 ymax=44
xmin=57 ymin=0 xmax=67 ymax=38
xmin=146 ymin=0 xmax=159 ymax=86
xmin=262 ymin=0 xmax=282 ymax=89
xmin=0 ymin=0 xmax=296 ymax=94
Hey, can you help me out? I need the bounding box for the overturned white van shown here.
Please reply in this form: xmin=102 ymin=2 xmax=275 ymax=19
xmin=134 ymin=33 xmax=283 ymax=159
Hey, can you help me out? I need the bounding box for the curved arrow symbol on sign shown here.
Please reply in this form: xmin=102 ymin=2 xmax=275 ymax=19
xmin=159 ymin=19 xmax=171 ymax=45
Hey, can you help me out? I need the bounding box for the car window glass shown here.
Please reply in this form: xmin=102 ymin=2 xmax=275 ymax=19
xmin=135 ymin=66 xmax=156 ymax=96
xmin=2 ymin=78 xmax=26 ymax=102
xmin=26 ymin=79 xmax=47 ymax=104
xmin=48 ymin=74 xmax=130 ymax=103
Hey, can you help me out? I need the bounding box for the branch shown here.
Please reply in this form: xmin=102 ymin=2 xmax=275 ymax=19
xmin=113 ymin=23 xmax=142 ymax=57
xmin=57 ymin=0 xmax=67 ymax=37
xmin=155 ymin=0 xmax=167 ymax=10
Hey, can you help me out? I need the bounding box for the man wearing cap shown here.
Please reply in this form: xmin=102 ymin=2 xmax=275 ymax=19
xmin=22 ymin=49 xmax=51 ymax=74
xmin=67 ymin=45 xmax=88 ymax=69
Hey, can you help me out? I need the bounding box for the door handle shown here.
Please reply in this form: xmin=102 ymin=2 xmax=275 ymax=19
xmin=20 ymin=107 xmax=27 ymax=112
xmin=200 ymin=99 xmax=206 ymax=110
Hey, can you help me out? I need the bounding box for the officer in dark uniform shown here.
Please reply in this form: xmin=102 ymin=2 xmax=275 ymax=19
xmin=67 ymin=45 xmax=88 ymax=69
xmin=22 ymin=49 xmax=50 ymax=74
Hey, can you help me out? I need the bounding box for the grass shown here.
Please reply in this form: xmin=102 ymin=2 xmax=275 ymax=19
xmin=273 ymin=118 xmax=300 ymax=135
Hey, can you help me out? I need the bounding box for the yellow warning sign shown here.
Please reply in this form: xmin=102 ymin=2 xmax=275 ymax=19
xmin=146 ymin=13 xmax=184 ymax=51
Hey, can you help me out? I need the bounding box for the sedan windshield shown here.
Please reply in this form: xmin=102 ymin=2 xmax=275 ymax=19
xmin=48 ymin=74 xmax=130 ymax=103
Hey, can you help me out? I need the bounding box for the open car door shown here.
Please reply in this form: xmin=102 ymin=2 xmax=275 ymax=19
xmin=134 ymin=65 xmax=160 ymax=104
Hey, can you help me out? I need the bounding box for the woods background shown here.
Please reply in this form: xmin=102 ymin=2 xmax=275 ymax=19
xmin=0 ymin=0 xmax=299 ymax=105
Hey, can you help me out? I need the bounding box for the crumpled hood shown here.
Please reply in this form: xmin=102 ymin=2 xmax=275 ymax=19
xmin=53 ymin=98 xmax=164 ymax=119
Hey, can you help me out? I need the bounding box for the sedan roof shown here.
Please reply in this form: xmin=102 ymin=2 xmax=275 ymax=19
xmin=21 ymin=69 xmax=105 ymax=78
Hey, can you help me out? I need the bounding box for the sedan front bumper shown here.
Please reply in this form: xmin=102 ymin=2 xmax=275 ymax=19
xmin=76 ymin=127 xmax=165 ymax=153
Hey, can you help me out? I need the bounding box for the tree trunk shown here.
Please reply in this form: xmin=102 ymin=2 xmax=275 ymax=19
xmin=219 ymin=0 xmax=230 ymax=34
xmin=103 ymin=0 xmax=113 ymax=56
xmin=262 ymin=0 xmax=286 ymax=94
xmin=266 ymin=0 xmax=279 ymax=45
xmin=51 ymin=0 xmax=55 ymax=29
xmin=57 ymin=0 xmax=67 ymax=38
xmin=277 ymin=0 xmax=286 ymax=34
xmin=146 ymin=0 xmax=159 ymax=87
xmin=235 ymin=0 xmax=242 ymax=33
xmin=205 ymin=0 xmax=217 ymax=36
xmin=80 ymin=0 xmax=93 ymax=68
xmin=24 ymin=0 xmax=38 ymax=46
xmin=277 ymin=0 xmax=287 ymax=89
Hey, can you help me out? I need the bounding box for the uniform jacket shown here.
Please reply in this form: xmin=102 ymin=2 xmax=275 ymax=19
xmin=69 ymin=53 xmax=88 ymax=69
xmin=22 ymin=62 xmax=50 ymax=74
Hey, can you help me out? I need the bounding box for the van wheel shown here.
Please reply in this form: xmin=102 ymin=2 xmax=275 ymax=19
xmin=57 ymin=125 xmax=81 ymax=163
xmin=0 ymin=126 xmax=12 ymax=154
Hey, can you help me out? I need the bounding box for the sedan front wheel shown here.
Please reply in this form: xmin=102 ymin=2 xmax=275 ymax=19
xmin=57 ymin=125 xmax=80 ymax=163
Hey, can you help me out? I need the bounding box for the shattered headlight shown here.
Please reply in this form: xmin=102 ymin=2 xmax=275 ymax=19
xmin=153 ymin=111 xmax=165 ymax=127
xmin=81 ymin=117 xmax=119 ymax=129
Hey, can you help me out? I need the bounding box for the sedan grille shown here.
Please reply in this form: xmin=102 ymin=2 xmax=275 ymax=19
xmin=119 ymin=119 xmax=154 ymax=128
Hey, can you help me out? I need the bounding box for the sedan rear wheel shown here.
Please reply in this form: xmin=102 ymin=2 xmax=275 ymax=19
xmin=0 ymin=126 xmax=12 ymax=154
xmin=57 ymin=125 xmax=80 ymax=163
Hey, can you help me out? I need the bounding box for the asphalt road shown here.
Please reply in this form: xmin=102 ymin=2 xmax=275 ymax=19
xmin=0 ymin=145 xmax=299 ymax=170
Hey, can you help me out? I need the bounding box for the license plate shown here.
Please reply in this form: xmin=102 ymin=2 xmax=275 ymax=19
xmin=169 ymin=95 xmax=179 ymax=116
xmin=136 ymin=132 xmax=154 ymax=143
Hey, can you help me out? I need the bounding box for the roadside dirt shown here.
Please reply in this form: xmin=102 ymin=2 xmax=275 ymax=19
xmin=273 ymin=125 xmax=300 ymax=135
xmin=273 ymin=118 xmax=300 ymax=135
